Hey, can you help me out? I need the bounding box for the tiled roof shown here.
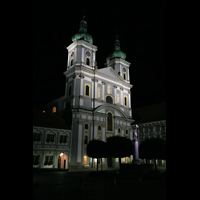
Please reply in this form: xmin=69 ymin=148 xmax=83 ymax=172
xmin=33 ymin=110 xmax=71 ymax=130
xmin=132 ymin=102 xmax=166 ymax=124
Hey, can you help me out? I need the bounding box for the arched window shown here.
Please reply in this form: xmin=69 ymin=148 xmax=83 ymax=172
xmin=97 ymin=87 xmax=102 ymax=99
xmin=107 ymin=112 xmax=113 ymax=132
xmin=71 ymin=59 xmax=74 ymax=67
xmin=85 ymin=123 xmax=89 ymax=130
xmin=117 ymin=93 xmax=120 ymax=104
xmin=124 ymin=96 xmax=128 ymax=107
xmin=125 ymin=97 xmax=127 ymax=106
xmin=86 ymin=57 xmax=90 ymax=66
xmin=106 ymin=96 xmax=113 ymax=104
xmin=123 ymin=73 xmax=127 ymax=80
xmin=85 ymin=84 xmax=90 ymax=97
xmin=86 ymin=86 xmax=89 ymax=96
xmin=107 ymin=85 xmax=112 ymax=94
xmin=52 ymin=107 xmax=56 ymax=113
xmin=98 ymin=125 xmax=101 ymax=131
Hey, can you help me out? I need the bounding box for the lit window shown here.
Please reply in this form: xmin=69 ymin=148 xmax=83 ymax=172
xmin=43 ymin=111 xmax=45 ymax=113
xmin=126 ymin=157 xmax=130 ymax=163
xmin=52 ymin=107 xmax=56 ymax=113
xmin=84 ymin=156 xmax=88 ymax=165
xmin=117 ymin=93 xmax=120 ymax=104
xmin=107 ymin=85 xmax=112 ymax=94
xmin=97 ymin=87 xmax=102 ymax=99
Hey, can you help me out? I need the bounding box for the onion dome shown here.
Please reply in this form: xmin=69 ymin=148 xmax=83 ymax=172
xmin=108 ymin=35 xmax=126 ymax=60
xmin=72 ymin=16 xmax=93 ymax=45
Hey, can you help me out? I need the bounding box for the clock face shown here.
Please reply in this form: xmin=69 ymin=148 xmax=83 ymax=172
xmin=86 ymin=51 xmax=91 ymax=57
xmin=71 ymin=52 xmax=74 ymax=57
xmin=123 ymin=67 xmax=126 ymax=72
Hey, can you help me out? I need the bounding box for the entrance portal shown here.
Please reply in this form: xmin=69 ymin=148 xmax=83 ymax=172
xmin=58 ymin=153 xmax=68 ymax=169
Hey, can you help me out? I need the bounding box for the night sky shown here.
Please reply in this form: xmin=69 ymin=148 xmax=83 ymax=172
xmin=33 ymin=0 xmax=166 ymax=109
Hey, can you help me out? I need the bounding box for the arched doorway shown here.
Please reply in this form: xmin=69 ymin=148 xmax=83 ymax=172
xmin=58 ymin=153 xmax=68 ymax=169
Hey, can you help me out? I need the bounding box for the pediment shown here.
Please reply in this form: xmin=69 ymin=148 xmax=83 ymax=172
xmin=97 ymin=67 xmax=124 ymax=82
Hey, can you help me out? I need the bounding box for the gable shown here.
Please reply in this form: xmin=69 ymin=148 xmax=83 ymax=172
xmin=97 ymin=67 xmax=123 ymax=81
xmin=97 ymin=68 xmax=117 ymax=79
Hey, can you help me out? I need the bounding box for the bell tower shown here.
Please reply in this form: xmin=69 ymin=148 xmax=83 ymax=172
xmin=66 ymin=16 xmax=98 ymax=71
xmin=64 ymin=16 xmax=98 ymax=103
xmin=106 ymin=35 xmax=131 ymax=83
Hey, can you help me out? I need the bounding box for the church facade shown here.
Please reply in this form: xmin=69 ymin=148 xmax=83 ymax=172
xmin=34 ymin=17 xmax=139 ymax=169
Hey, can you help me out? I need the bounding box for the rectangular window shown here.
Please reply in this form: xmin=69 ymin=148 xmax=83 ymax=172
xmin=46 ymin=134 xmax=54 ymax=142
xmin=33 ymin=133 xmax=41 ymax=142
xmin=60 ymin=135 xmax=67 ymax=143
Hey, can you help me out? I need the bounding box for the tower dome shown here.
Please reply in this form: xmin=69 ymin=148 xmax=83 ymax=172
xmin=108 ymin=36 xmax=126 ymax=60
xmin=72 ymin=16 xmax=93 ymax=44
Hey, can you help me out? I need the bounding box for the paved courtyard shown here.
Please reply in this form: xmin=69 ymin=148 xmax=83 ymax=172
xmin=33 ymin=169 xmax=166 ymax=200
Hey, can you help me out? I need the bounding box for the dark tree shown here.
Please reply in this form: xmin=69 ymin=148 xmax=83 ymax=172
xmin=87 ymin=140 xmax=107 ymax=171
xmin=139 ymin=138 xmax=166 ymax=171
xmin=106 ymin=136 xmax=133 ymax=169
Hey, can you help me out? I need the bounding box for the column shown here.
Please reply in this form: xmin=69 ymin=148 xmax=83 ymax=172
xmin=114 ymin=86 xmax=117 ymax=104
xmin=120 ymin=88 xmax=123 ymax=106
xmin=54 ymin=152 xmax=58 ymax=169
xmin=132 ymin=126 xmax=140 ymax=165
xmin=40 ymin=151 xmax=45 ymax=168
xmin=77 ymin=123 xmax=83 ymax=163
xmin=102 ymin=82 xmax=105 ymax=101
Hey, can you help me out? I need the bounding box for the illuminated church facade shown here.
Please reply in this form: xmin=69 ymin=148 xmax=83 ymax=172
xmin=33 ymin=17 xmax=139 ymax=169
